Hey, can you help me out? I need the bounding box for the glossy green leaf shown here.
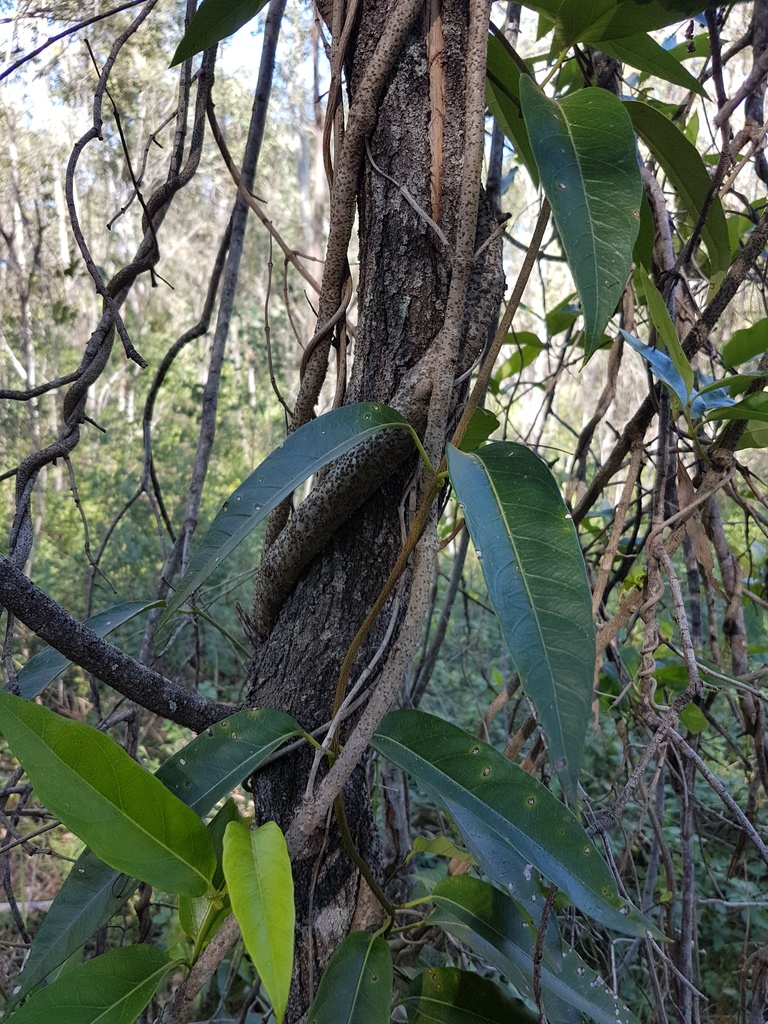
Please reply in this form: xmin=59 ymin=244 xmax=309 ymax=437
xmin=635 ymin=265 xmax=694 ymax=394
xmin=12 ymin=707 xmax=302 ymax=1004
xmin=12 ymin=602 xmax=161 ymax=699
xmin=403 ymin=968 xmax=536 ymax=1024
xmin=485 ymin=34 xmax=538 ymax=185
xmin=625 ymin=100 xmax=730 ymax=275
xmin=445 ymin=442 xmax=594 ymax=793
xmin=223 ymin=820 xmax=294 ymax=1024
xmin=459 ymin=409 xmax=499 ymax=452
xmin=307 ymin=932 xmax=392 ymax=1024
xmin=600 ymin=32 xmax=705 ymax=94
xmin=162 ymin=403 xmax=413 ymax=624
xmin=522 ymin=0 xmax=747 ymax=45
xmin=372 ymin=710 xmax=654 ymax=938
xmin=722 ymin=318 xmax=768 ymax=366
xmin=171 ymin=0 xmax=269 ymax=66
xmin=6 ymin=945 xmax=172 ymax=1024
xmin=431 ymin=876 xmax=639 ymax=1024
xmin=0 ymin=691 xmax=214 ymax=897
xmin=520 ymin=78 xmax=641 ymax=357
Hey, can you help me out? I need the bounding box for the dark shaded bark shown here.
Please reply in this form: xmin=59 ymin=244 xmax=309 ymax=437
xmin=243 ymin=1 xmax=503 ymax=1018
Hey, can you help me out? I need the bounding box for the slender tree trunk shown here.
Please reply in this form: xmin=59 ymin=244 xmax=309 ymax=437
xmin=244 ymin=1 xmax=503 ymax=1018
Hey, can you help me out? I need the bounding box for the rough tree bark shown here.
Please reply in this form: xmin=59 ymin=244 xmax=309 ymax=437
xmin=243 ymin=0 xmax=503 ymax=1017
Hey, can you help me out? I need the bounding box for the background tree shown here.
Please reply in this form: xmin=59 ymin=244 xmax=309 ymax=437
xmin=3 ymin=2 xmax=768 ymax=1023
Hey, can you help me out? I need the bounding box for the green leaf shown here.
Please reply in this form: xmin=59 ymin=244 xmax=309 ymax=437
xmin=445 ymin=442 xmax=594 ymax=794
xmin=625 ymin=100 xmax=730 ymax=275
xmin=223 ymin=820 xmax=294 ymax=1024
xmin=704 ymin=392 xmax=768 ymax=424
xmin=485 ymin=35 xmax=538 ymax=185
xmin=307 ymin=932 xmax=392 ymax=1024
xmin=0 ymin=691 xmax=214 ymax=896
xmin=372 ymin=710 xmax=654 ymax=938
xmin=635 ymin=265 xmax=694 ymax=394
xmin=599 ymin=32 xmax=706 ymax=94
xmin=403 ymin=967 xmax=536 ymax=1024
xmin=520 ymin=78 xmax=641 ymax=358
xmin=546 ymin=295 xmax=579 ymax=337
xmin=162 ymin=403 xmax=413 ymax=624
xmin=12 ymin=601 xmax=162 ymax=699
xmin=6 ymin=945 xmax=172 ymax=1024
xmin=411 ymin=836 xmax=475 ymax=863
xmin=431 ymin=876 xmax=639 ymax=1024
xmin=722 ymin=318 xmax=768 ymax=366
xmin=459 ymin=409 xmax=500 ymax=452
xmin=171 ymin=0 xmax=269 ymax=66
xmin=680 ymin=702 xmax=708 ymax=735
xmin=583 ymin=1 xmax=742 ymax=42
xmin=11 ymin=707 xmax=302 ymax=1004
xmin=179 ymin=799 xmax=239 ymax=948
xmin=736 ymin=421 xmax=768 ymax=450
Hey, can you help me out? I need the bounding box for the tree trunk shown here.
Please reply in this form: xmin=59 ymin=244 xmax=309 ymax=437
xmin=245 ymin=1 xmax=503 ymax=1018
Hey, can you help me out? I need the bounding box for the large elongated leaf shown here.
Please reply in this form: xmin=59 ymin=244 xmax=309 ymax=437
xmin=12 ymin=707 xmax=302 ymax=1004
xmin=307 ymin=932 xmax=392 ymax=1024
xmin=0 ymin=691 xmax=214 ymax=896
xmin=162 ymin=403 xmax=413 ymax=624
xmin=223 ymin=820 xmax=295 ymax=1024
xmin=403 ymin=968 xmax=536 ymax=1024
xmin=485 ymin=34 xmax=538 ymax=185
xmin=445 ymin=442 xmax=594 ymax=794
xmin=519 ymin=78 xmax=641 ymax=357
xmin=625 ymin=100 xmax=730 ymax=275
xmin=600 ymin=32 xmax=705 ymax=95
xmin=5 ymin=946 xmax=172 ymax=1024
xmin=13 ymin=601 xmax=161 ymax=699
xmin=432 ymin=877 xmax=639 ymax=1024
xmin=171 ymin=0 xmax=269 ymax=66
xmin=372 ymin=710 xmax=653 ymax=938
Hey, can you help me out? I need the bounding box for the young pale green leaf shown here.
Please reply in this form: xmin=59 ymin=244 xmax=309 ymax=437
xmin=13 ymin=601 xmax=161 ymax=699
xmin=445 ymin=442 xmax=594 ymax=794
xmin=625 ymin=100 xmax=730 ymax=275
xmin=519 ymin=77 xmax=641 ymax=358
xmin=223 ymin=820 xmax=294 ymax=1024
xmin=306 ymin=932 xmax=392 ymax=1024
xmin=171 ymin=0 xmax=269 ymax=66
xmin=10 ymin=706 xmax=302 ymax=1006
xmin=411 ymin=835 xmax=475 ymax=864
xmin=680 ymin=702 xmax=708 ymax=735
xmin=599 ymin=32 xmax=706 ymax=95
xmin=162 ymin=403 xmax=413 ymax=624
xmin=485 ymin=34 xmax=538 ymax=186
xmin=0 ymin=691 xmax=214 ymax=896
xmin=722 ymin=318 xmax=768 ymax=366
xmin=431 ymin=876 xmax=639 ymax=1024
xmin=6 ymin=945 xmax=172 ymax=1024
xmin=372 ymin=710 xmax=654 ymax=938
xmin=179 ymin=800 xmax=239 ymax=946
xmin=403 ymin=967 xmax=536 ymax=1024
xmin=635 ymin=265 xmax=694 ymax=395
